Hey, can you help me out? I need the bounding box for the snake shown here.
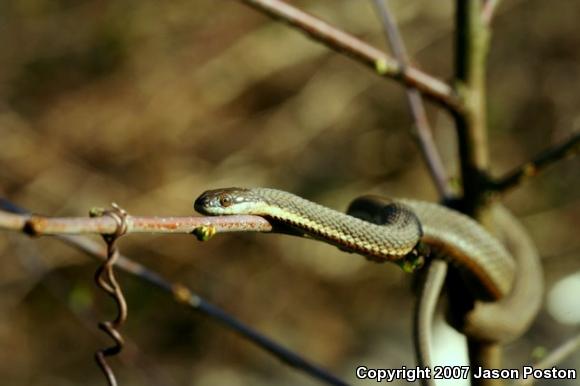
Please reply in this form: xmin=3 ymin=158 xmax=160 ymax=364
xmin=195 ymin=187 xmax=543 ymax=385
xmin=194 ymin=187 xmax=517 ymax=302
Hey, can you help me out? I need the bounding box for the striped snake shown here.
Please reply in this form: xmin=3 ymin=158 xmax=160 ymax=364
xmin=194 ymin=187 xmax=518 ymax=301
xmin=195 ymin=186 xmax=543 ymax=386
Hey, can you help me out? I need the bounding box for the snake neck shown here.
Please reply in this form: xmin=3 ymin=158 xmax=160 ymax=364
xmin=251 ymin=188 xmax=422 ymax=261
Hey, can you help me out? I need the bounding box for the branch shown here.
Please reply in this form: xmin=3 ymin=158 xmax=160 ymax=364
xmin=453 ymin=0 xmax=498 ymax=382
xmin=0 ymin=209 xmax=272 ymax=238
xmin=371 ymin=0 xmax=454 ymax=200
xmin=454 ymin=0 xmax=492 ymax=216
xmin=0 ymin=198 xmax=348 ymax=386
xmin=237 ymin=0 xmax=462 ymax=112
xmin=517 ymin=333 xmax=580 ymax=386
xmin=490 ymin=131 xmax=580 ymax=193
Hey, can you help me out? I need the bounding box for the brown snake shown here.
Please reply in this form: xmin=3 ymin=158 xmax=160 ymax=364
xmin=195 ymin=187 xmax=516 ymax=301
xmin=195 ymin=187 xmax=543 ymax=384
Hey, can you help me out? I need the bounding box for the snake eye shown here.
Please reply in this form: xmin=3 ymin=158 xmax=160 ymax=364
xmin=219 ymin=194 xmax=233 ymax=207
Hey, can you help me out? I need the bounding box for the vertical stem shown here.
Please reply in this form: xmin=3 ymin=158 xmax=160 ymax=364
xmin=454 ymin=1 xmax=497 ymax=384
xmin=454 ymin=0 xmax=491 ymax=216
xmin=468 ymin=341 xmax=503 ymax=386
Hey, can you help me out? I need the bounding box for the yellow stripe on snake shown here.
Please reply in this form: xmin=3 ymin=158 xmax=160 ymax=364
xmin=194 ymin=187 xmax=517 ymax=301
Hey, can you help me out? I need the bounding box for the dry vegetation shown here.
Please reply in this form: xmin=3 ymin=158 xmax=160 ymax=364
xmin=0 ymin=1 xmax=579 ymax=385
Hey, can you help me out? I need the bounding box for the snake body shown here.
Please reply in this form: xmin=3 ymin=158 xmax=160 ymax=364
xmin=194 ymin=187 xmax=516 ymax=301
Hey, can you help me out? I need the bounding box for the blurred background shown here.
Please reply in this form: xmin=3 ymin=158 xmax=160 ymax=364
xmin=0 ymin=0 xmax=579 ymax=385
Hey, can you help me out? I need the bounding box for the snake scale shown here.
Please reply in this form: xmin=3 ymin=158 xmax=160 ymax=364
xmin=194 ymin=187 xmax=516 ymax=302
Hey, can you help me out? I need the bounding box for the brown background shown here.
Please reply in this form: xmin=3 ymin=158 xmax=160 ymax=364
xmin=0 ymin=0 xmax=579 ymax=385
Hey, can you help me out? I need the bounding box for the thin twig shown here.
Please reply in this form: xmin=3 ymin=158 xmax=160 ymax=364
xmin=490 ymin=131 xmax=580 ymax=193
xmin=0 ymin=198 xmax=349 ymax=386
xmin=534 ymin=333 xmax=580 ymax=369
xmin=371 ymin=0 xmax=454 ymax=199
xmin=237 ymin=0 xmax=462 ymax=112
xmin=517 ymin=333 xmax=580 ymax=386
xmin=0 ymin=210 xmax=272 ymax=236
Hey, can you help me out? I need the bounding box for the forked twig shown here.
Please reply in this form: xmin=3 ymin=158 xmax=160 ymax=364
xmin=371 ymin=0 xmax=454 ymax=200
xmin=237 ymin=0 xmax=461 ymax=112
xmin=490 ymin=131 xmax=580 ymax=193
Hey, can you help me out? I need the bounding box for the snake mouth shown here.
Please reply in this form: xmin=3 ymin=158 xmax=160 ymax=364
xmin=194 ymin=190 xmax=223 ymax=214
xmin=193 ymin=194 xmax=210 ymax=214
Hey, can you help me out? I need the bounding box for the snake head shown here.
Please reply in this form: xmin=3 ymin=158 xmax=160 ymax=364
xmin=194 ymin=188 xmax=255 ymax=215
